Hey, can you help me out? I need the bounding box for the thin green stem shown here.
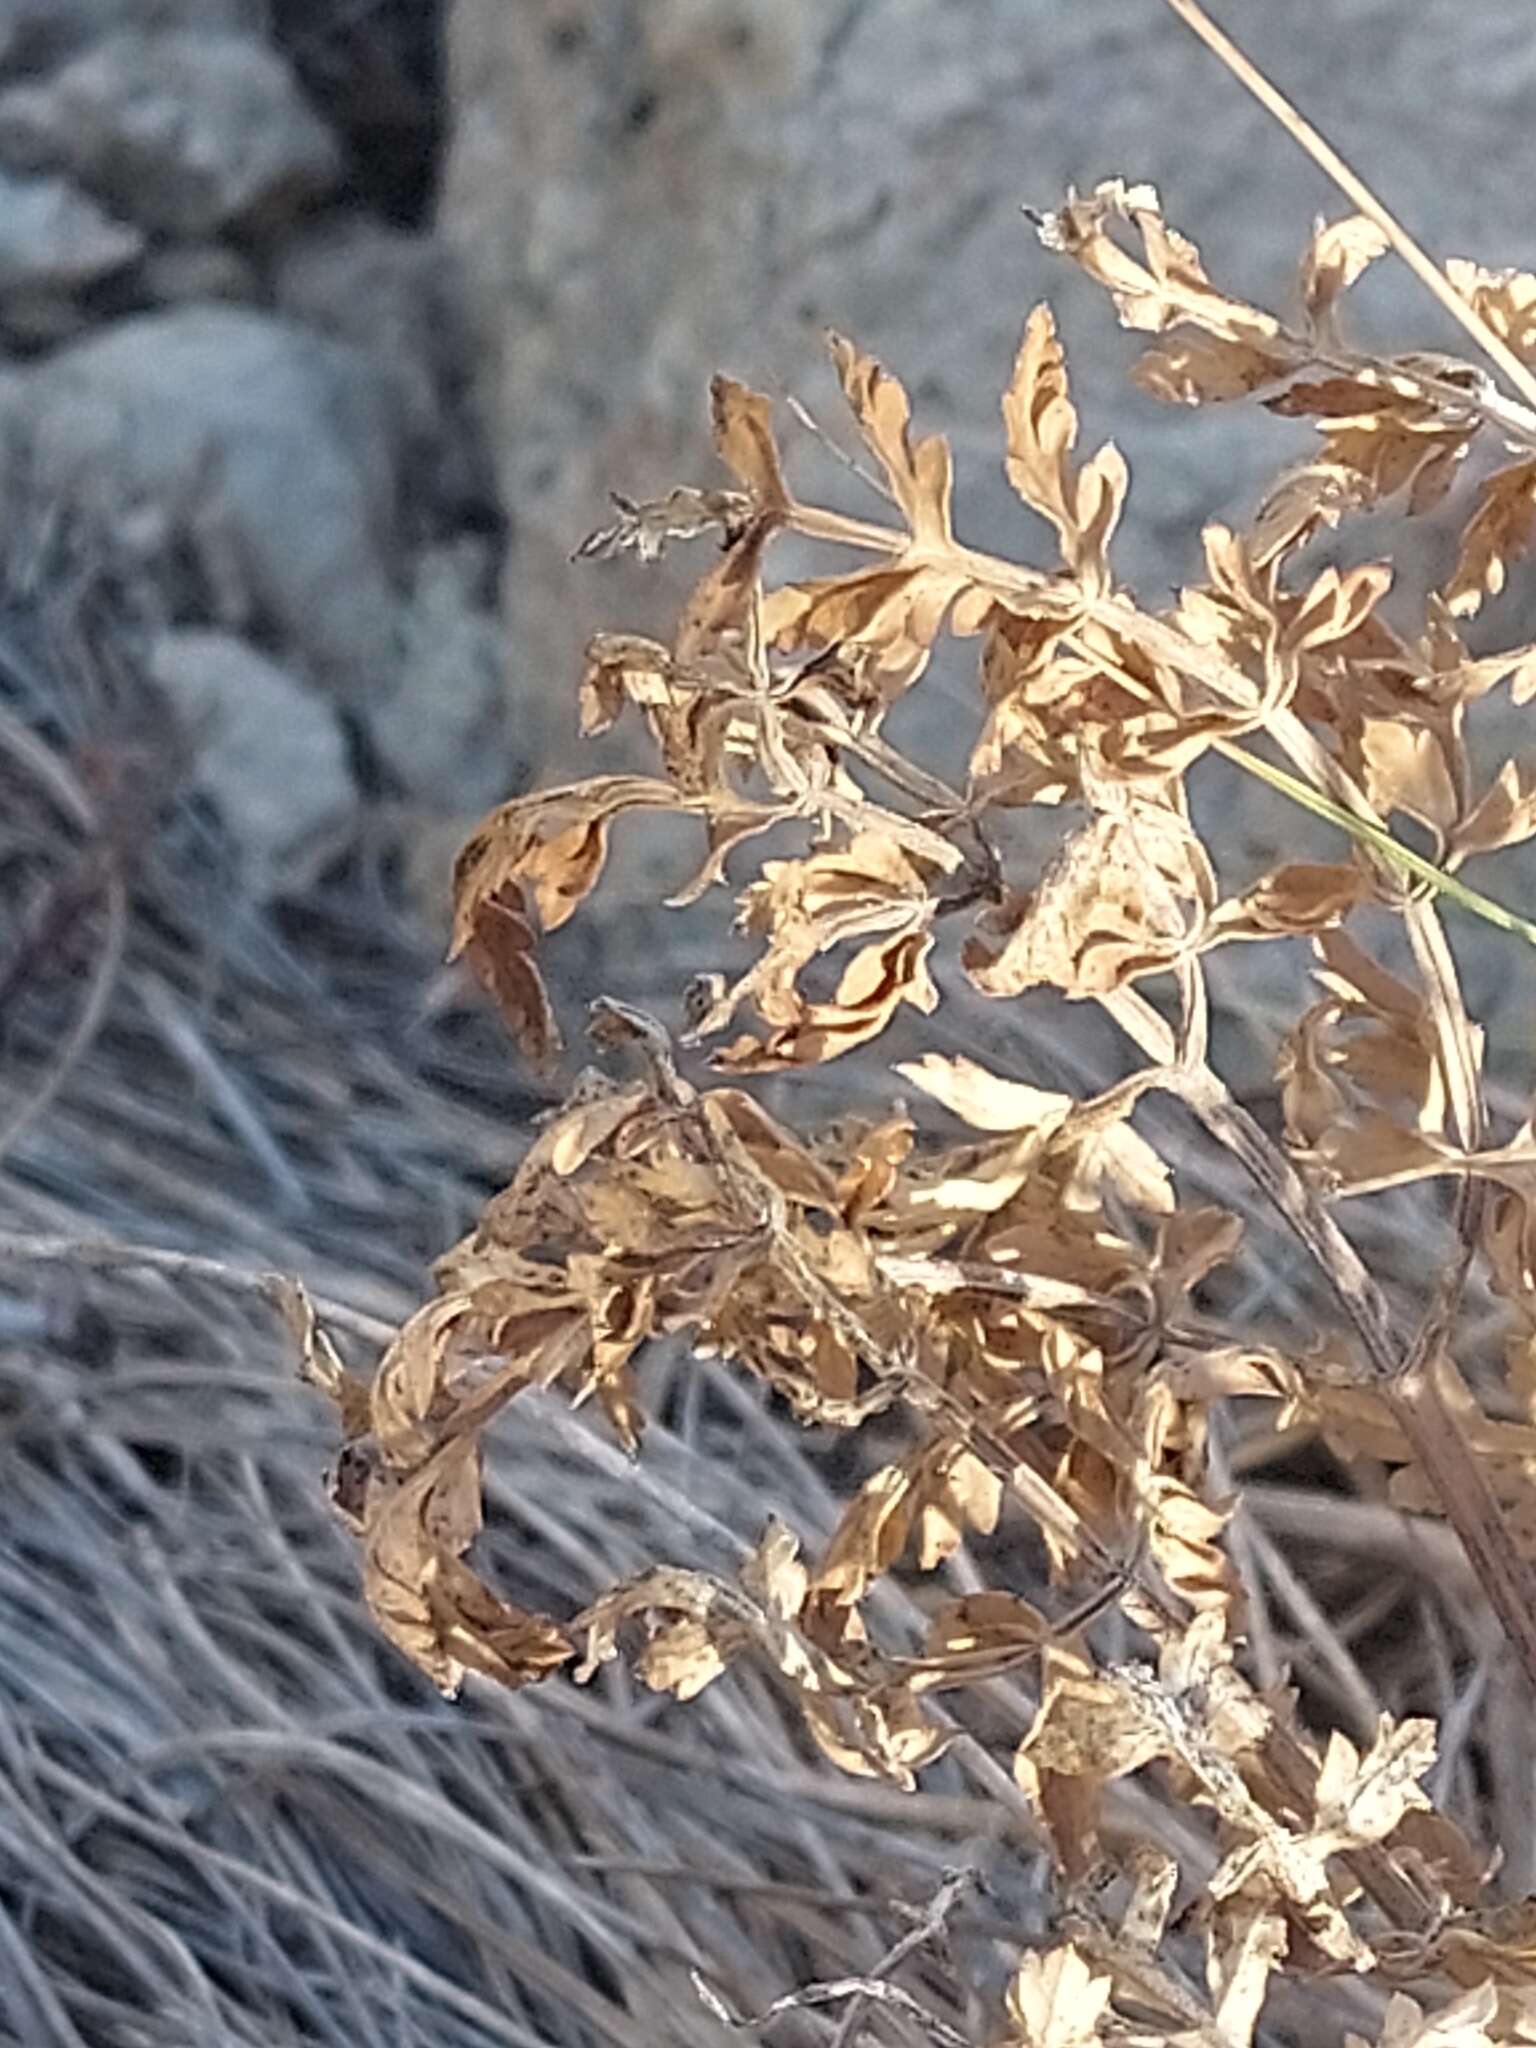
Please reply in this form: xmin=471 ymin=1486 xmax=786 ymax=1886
xmin=1214 ymin=737 xmax=1536 ymax=949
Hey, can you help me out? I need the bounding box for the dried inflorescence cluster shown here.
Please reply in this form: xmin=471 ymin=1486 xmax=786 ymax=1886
xmin=300 ymin=181 xmax=1536 ymax=2046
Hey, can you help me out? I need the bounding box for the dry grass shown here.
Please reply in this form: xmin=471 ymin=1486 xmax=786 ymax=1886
xmin=0 ymin=520 xmax=1034 ymax=2045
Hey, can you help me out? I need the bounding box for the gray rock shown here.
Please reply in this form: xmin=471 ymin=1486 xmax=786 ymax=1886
xmin=368 ymin=539 xmax=516 ymax=812
xmin=0 ymin=0 xmax=262 ymax=72
xmin=439 ymin=0 xmax=1536 ymax=782
xmin=0 ymin=29 xmax=339 ymax=235
xmin=273 ymin=218 xmax=483 ymax=511
xmin=6 ymin=305 xmax=405 ymax=697
xmin=148 ymin=627 xmax=357 ymax=898
xmin=0 ymin=166 xmax=140 ymax=293
xmin=135 ymin=239 xmax=258 ymax=307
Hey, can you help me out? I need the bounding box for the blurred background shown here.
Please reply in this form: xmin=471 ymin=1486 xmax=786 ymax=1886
xmin=1 ymin=3 xmax=1534 ymax=2043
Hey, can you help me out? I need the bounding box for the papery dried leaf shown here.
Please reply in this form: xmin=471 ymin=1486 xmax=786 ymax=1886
xmin=371 ymin=1296 xmax=477 ymax=1467
xmin=835 ymin=1114 xmax=914 ymax=1221
xmin=364 ymin=1440 xmax=572 ymax=1695
xmin=1133 ymin=329 xmax=1291 ymax=406
xmin=452 ymin=776 xmax=684 ymax=1063
xmin=541 ymin=1085 xmax=652 ymax=1180
xmin=637 ymin=1617 xmax=729 ymax=1699
xmin=1140 ymin=1475 xmax=1238 ymax=1623
xmin=281 ymin=1279 xmax=372 ymax=1440
xmin=1210 ymin=862 xmax=1369 ymax=944
xmin=916 ymin=1591 xmax=1047 ymax=1688
xmin=1004 ymin=1943 xmax=1112 ymax=2048
xmin=1016 ymin=1652 xmax=1165 ymax=1785
xmin=915 ymin=1447 xmax=1003 ymax=1569
xmin=1313 ymin=1715 xmax=1436 ymax=1851
xmin=1036 ymin=180 xmax=1280 ymax=344
xmin=1264 ymin=376 xmax=1474 ymax=520
xmin=1301 ymin=214 xmax=1391 ymax=332
xmin=1453 ymin=756 xmax=1536 ymax=860
xmin=1205 ymin=1894 xmax=1288 ymax=2048
xmin=1287 ymin=561 xmax=1393 ymax=652
xmin=1360 ymin=719 xmax=1459 ymax=838
xmin=710 ymin=374 xmax=790 ymax=512
xmin=897 ymin=1051 xmax=1076 ymax=1135
xmin=1354 ymin=1983 xmax=1500 ymax=2048
xmin=1446 ymin=258 xmax=1536 ymax=364
xmin=430 ymin=1553 xmax=577 ymax=1693
xmin=704 ymin=1087 xmax=843 ymax=1210
xmin=1004 ymin=305 xmax=1127 ymax=589
xmin=827 ymin=332 xmax=954 ymax=546
xmin=798 ymin=1684 xmax=950 ymax=1790
xmin=762 ymin=560 xmax=972 ymax=700
xmin=455 ymin=776 xmax=699 ymax=947
xmin=1445 ymin=457 xmax=1536 ymax=617
xmin=713 ymin=928 xmax=939 ymax=1072
xmin=965 ymin=801 xmax=1214 ymax=998
xmin=578 ymin=632 xmax=672 ymax=737
xmin=1310 ymin=1112 xmax=1455 ymax=1197
xmin=458 ymin=888 xmax=561 ymax=1072
xmin=740 ymin=1517 xmax=810 ymax=1621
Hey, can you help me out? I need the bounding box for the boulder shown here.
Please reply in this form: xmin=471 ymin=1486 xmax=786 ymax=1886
xmin=273 ymin=217 xmax=487 ymax=518
xmin=148 ymin=627 xmax=357 ymax=897
xmin=0 ymin=28 xmax=338 ymax=234
xmin=6 ymin=305 xmax=405 ymax=700
xmin=0 ymin=0 xmax=262 ymax=72
xmin=368 ymin=538 xmax=515 ymax=812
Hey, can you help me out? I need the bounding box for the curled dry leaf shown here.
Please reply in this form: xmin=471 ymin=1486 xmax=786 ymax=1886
xmin=964 ymin=799 xmax=1215 ymax=999
xmin=1300 ymin=214 xmax=1391 ymax=336
xmin=364 ymin=1440 xmax=573 ymax=1696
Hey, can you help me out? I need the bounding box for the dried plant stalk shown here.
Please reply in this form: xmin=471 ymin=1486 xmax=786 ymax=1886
xmin=296 ymin=90 xmax=1536 ymax=2048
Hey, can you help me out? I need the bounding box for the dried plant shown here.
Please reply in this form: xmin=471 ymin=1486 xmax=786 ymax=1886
xmin=301 ymin=22 xmax=1536 ymax=2048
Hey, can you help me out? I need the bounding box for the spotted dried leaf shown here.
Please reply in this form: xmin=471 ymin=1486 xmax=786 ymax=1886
xmin=1205 ymin=1895 xmax=1288 ymax=2048
xmin=1312 ymin=1716 xmax=1436 ymax=1853
xmin=572 ymin=485 xmax=754 ymax=564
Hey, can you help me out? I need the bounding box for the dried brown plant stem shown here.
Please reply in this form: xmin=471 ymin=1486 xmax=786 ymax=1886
xmin=694 ymin=1964 xmax=972 ymax=2048
xmin=1160 ymin=0 xmax=1536 ymax=422
xmin=827 ymin=1865 xmax=981 ymax=2048
xmin=1103 ymin=983 xmax=1536 ymax=1698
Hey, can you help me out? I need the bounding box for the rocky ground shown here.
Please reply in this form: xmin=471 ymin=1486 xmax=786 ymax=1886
xmin=0 ymin=3 xmax=1534 ymax=2044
